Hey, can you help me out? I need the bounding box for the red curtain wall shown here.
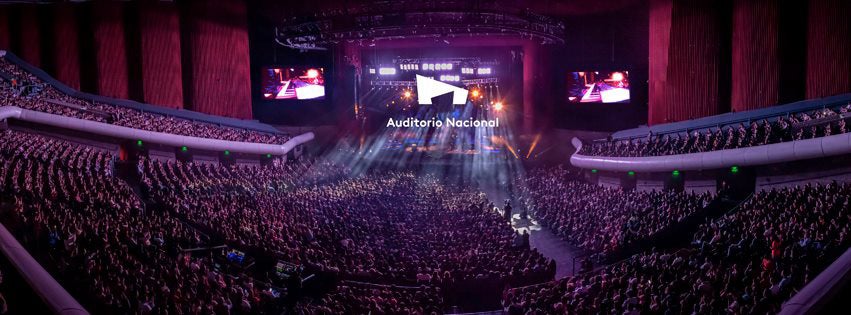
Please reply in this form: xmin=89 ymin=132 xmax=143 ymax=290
xmin=649 ymin=0 xmax=722 ymax=125
xmin=18 ymin=5 xmax=41 ymax=68
xmin=731 ymin=0 xmax=779 ymax=112
xmin=139 ymin=3 xmax=184 ymax=109
xmin=648 ymin=0 xmax=672 ymax=125
xmin=185 ymin=0 xmax=253 ymax=119
xmin=52 ymin=4 xmax=81 ymax=90
xmin=0 ymin=2 xmax=252 ymax=119
xmin=92 ymin=3 xmax=130 ymax=99
xmin=806 ymin=0 xmax=851 ymax=99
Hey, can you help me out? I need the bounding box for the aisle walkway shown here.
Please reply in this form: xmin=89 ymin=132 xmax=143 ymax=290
xmin=477 ymin=181 xmax=583 ymax=280
xmin=510 ymin=214 xmax=582 ymax=279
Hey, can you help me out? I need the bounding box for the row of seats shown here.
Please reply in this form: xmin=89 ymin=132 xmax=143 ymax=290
xmin=0 ymin=58 xmax=291 ymax=145
xmin=581 ymin=104 xmax=851 ymax=157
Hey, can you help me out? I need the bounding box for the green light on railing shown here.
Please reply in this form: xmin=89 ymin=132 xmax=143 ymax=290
xmin=181 ymin=146 xmax=188 ymax=152
xmin=136 ymin=140 xmax=143 ymax=146
xmin=628 ymin=171 xmax=635 ymax=176
xmin=266 ymin=154 xmax=272 ymax=158
xmin=591 ymin=169 xmax=598 ymax=173
xmin=224 ymin=150 xmax=230 ymax=156
xmin=672 ymin=170 xmax=680 ymax=176
xmin=731 ymin=166 xmax=739 ymax=174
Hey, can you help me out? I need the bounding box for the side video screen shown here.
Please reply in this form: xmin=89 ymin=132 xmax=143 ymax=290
xmin=261 ymin=67 xmax=326 ymax=100
xmin=567 ymin=71 xmax=630 ymax=104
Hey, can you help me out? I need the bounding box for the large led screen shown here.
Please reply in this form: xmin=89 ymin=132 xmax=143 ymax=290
xmin=261 ymin=67 xmax=326 ymax=100
xmin=567 ymin=71 xmax=630 ymax=103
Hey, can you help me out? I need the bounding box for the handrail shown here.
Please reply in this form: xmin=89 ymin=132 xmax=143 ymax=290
xmin=570 ymin=131 xmax=851 ymax=172
xmin=0 ymin=223 xmax=88 ymax=315
xmin=780 ymin=247 xmax=851 ymax=315
xmin=0 ymin=106 xmax=314 ymax=156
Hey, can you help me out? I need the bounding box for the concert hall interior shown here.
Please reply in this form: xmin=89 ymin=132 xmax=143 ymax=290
xmin=0 ymin=0 xmax=850 ymax=314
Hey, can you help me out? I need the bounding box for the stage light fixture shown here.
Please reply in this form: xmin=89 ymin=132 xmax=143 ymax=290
xmin=403 ymin=90 xmax=412 ymax=98
xmin=379 ymin=67 xmax=396 ymax=75
xmin=306 ymin=69 xmax=319 ymax=79
xmin=493 ymin=102 xmax=503 ymax=111
xmin=611 ymin=72 xmax=625 ymax=81
xmin=439 ymin=75 xmax=459 ymax=82
xmin=471 ymin=89 xmax=480 ymax=97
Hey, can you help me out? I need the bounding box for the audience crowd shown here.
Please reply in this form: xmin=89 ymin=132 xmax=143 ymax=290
xmin=519 ymin=167 xmax=710 ymax=255
xmin=0 ymin=130 xmax=279 ymax=314
xmin=505 ymin=182 xmax=851 ymax=314
xmin=582 ymin=104 xmax=851 ymax=157
xmin=0 ymin=58 xmax=291 ymax=144
xmin=1 ymin=125 xmax=848 ymax=314
xmin=142 ymin=161 xmax=555 ymax=287
xmin=297 ymin=281 xmax=443 ymax=315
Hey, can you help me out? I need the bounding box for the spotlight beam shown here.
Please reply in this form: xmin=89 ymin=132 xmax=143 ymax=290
xmin=526 ymin=133 xmax=542 ymax=159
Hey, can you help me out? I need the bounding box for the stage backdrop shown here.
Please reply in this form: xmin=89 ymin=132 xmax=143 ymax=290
xmin=0 ymin=0 xmax=252 ymax=119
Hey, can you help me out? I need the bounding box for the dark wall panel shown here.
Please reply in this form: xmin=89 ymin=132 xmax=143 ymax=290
xmin=553 ymin=1 xmax=649 ymax=131
xmin=731 ymin=0 xmax=779 ymax=112
xmin=0 ymin=9 xmax=9 ymax=50
xmin=91 ymin=3 xmax=129 ymax=99
xmin=185 ymin=0 xmax=252 ymax=119
xmin=139 ymin=2 xmax=184 ymax=109
xmin=776 ymin=0 xmax=807 ymax=104
xmin=806 ymin=0 xmax=851 ymax=99
xmin=51 ymin=4 xmax=81 ymax=89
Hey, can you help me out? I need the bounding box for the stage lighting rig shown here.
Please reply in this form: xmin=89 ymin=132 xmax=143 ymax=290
xmin=275 ymin=1 xmax=564 ymax=50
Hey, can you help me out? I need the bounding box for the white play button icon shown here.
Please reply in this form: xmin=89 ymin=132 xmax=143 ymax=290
xmin=415 ymin=75 xmax=469 ymax=105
